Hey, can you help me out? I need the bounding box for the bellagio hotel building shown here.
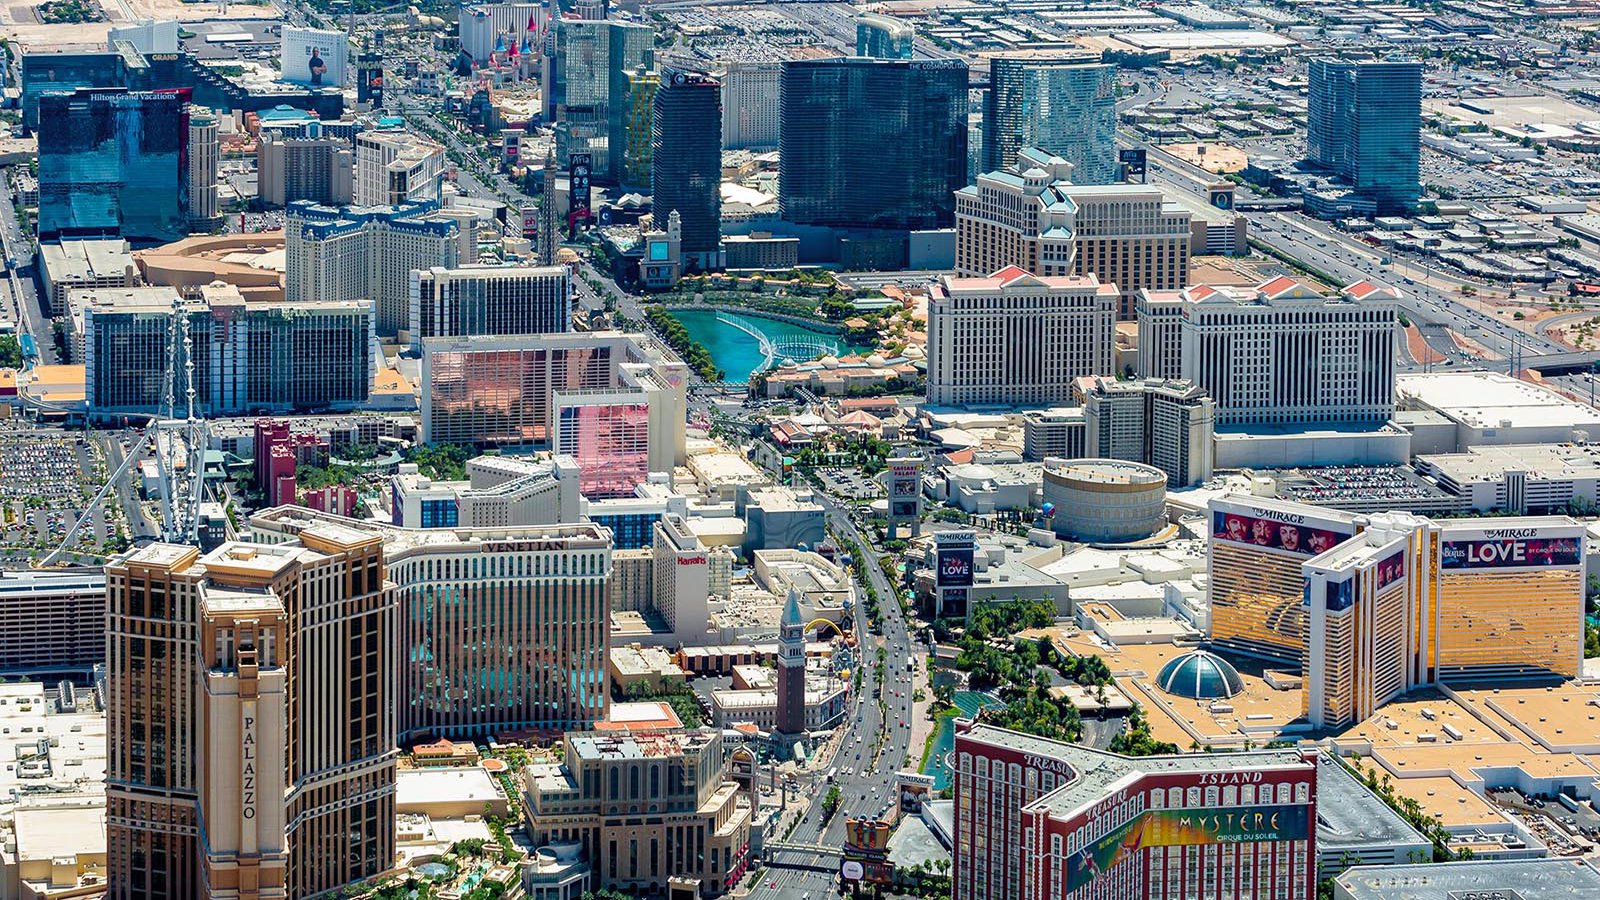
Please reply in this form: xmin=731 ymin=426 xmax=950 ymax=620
xmin=1208 ymin=495 xmax=1586 ymax=729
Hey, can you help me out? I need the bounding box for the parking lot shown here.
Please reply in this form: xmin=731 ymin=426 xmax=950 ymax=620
xmin=0 ymin=426 xmax=122 ymax=564
xmin=816 ymin=466 xmax=884 ymax=502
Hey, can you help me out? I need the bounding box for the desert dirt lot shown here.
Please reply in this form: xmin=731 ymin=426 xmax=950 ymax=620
xmin=2 ymin=0 xmax=275 ymax=50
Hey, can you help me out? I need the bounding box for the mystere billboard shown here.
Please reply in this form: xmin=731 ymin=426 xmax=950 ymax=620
xmin=1211 ymin=504 xmax=1354 ymax=557
xmin=1064 ymin=805 xmax=1310 ymax=893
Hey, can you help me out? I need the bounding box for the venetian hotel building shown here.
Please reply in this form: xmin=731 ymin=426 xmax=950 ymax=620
xmin=953 ymin=722 xmax=1319 ymax=900
xmin=251 ymin=506 xmax=614 ymax=741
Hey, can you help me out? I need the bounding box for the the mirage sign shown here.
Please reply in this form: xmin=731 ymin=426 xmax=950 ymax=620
xmin=1439 ymin=527 xmax=1583 ymax=571
xmin=1210 ymin=500 xmax=1355 ymax=558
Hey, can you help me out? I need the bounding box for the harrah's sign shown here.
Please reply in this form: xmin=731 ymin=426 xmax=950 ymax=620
xmin=678 ymin=555 xmax=707 ymax=566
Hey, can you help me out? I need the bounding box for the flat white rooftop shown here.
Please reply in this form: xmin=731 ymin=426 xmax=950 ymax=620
xmin=396 ymin=768 xmax=502 ymax=808
xmin=1398 ymin=371 xmax=1600 ymax=431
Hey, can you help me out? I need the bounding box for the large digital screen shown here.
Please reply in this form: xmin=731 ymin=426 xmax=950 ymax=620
xmin=281 ymin=26 xmax=348 ymax=88
xmin=1212 ymin=509 xmax=1349 ymax=557
xmin=568 ymin=152 xmax=592 ymax=237
xmin=1375 ymin=550 xmax=1406 ymax=589
xmin=1065 ymin=805 xmax=1310 ymax=893
xmin=936 ymin=547 xmax=973 ymax=587
xmin=358 ymin=58 xmax=383 ymax=107
xmin=1440 ymin=536 xmax=1581 ymax=570
xmin=1324 ymin=579 xmax=1353 ymax=613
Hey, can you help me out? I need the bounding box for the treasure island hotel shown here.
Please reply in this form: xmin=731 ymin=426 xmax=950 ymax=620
xmin=1208 ymin=494 xmax=1586 ymax=729
xmin=106 ymin=524 xmax=395 ymax=900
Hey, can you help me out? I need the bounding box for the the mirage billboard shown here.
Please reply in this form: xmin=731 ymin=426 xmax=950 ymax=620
xmin=1210 ymin=499 xmax=1356 ymax=558
xmin=1439 ymin=524 xmax=1584 ymax=571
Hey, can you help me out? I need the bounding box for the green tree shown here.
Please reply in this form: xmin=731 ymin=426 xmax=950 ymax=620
xmin=1108 ymin=705 xmax=1180 ymax=757
xmin=406 ymin=443 xmax=474 ymax=481
xmin=0 ymin=335 xmax=22 ymax=369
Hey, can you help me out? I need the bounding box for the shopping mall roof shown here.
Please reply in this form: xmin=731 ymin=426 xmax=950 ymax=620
xmin=1398 ymin=371 xmax=1600 ymax=431
xmin=1418 ymin=442 xmax=1600 ymax=484
xmin=251 ymin=506 xmax=610 ymax=557
xmin=1313 ymin=754 xmax=1430 ymax=857
xmin=1335 ymin=858 xmax=1600 ymax=899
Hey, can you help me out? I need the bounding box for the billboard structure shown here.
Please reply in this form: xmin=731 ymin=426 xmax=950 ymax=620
xmin=281 ymin=26 xmax=348 ymax=88
xmin=931 ymin=530 xmax=977 ymax=618
xmin=885 ymin=451 xmax=923 ymax=540
xmin=567 ymin=152 xmax=592 ymax=239
xmin=840 ymin=817 xmax=894 ymax=887
xmin=1064 ymin=805 xmax=1310 ymax=894
xmin=1211 ymin=507 xmax=1349 ymax=557
xmin=1439 ymin=534 xmax=1582 ymax=570
xmin=1119 ymin=147 xmax=1147 ymax=181
xmin=357 ymin=51 xmax=384 ymax=107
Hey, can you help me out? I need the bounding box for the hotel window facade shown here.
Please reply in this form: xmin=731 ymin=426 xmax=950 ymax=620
xmin=557 ymin=398 xmax=652 ymax=499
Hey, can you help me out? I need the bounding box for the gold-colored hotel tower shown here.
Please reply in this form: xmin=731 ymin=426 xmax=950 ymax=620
xmin=1208 ymin=495 xmax=1584 ymax=729
xmin=105 ymin=523 xmax=396 ymax=899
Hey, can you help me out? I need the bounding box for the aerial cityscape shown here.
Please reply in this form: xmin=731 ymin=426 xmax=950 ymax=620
xmin=3 ymin=0 xmax=1600 ymax=897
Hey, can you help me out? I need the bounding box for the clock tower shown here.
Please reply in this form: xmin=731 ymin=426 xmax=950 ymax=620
xmin=776 ymin=588 xmax=807 ymax=737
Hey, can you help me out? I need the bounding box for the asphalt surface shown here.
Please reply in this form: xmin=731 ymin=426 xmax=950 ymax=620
xmin=750 ymin=492 xmax=920 ymax=898
xmin=1131 ymin=139 xmax=1565 ymax=369
xmin=0 ymin=176 xmax=51 ymax=366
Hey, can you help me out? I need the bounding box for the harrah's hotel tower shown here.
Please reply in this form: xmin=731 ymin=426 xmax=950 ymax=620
xmin=953 ymin=723 xmax=1318 ymax=900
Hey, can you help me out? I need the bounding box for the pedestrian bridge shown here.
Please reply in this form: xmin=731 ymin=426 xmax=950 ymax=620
xmin=763 ymin=840 xmax=842 ymax=872
xmin=716 ymin=312 xmax=844 ymax=375
xmin=1522 ymin=349 xmax=1600 ymax=374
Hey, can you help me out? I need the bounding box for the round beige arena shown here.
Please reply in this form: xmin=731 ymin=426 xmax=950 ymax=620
xmin=1043 ymin=458 xmax=1167 ymax=544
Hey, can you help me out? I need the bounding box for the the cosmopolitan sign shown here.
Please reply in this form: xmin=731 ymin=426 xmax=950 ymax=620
xmin=1440 ymin=530 xmax=1581 ymax=570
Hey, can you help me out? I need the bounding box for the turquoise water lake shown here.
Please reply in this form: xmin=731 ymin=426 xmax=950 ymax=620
xmin=667 ymin=308 xmax=873 ymax=382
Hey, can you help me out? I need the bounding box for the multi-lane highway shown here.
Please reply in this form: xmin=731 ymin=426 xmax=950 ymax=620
xmin=751 ymin=492 xmax=921 ymax=898
xmin=1132 ymin=140 xmax=1565 ymax=367
xmin=0 ymin=175 xmax=52 ymax=365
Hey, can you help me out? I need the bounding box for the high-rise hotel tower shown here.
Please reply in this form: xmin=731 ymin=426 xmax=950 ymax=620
xmin=106 ymin=525 xmax=396 ymax=899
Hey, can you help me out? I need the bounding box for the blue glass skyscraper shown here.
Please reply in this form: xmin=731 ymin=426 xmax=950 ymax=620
xmin=984 ymin=54 xmax=1118 ymax=183
xmin=652 ymin=69 xmax=723 ymax=271
xmin=37 ymin=88 xmax=188 ymax=244
xmin=780 ymin=57 xmax=969 ymax=232
xmin=856 ymin=13 xmax=914 ymax=60
xmin=1307 ymin=57 xmax=1421 ymax=215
